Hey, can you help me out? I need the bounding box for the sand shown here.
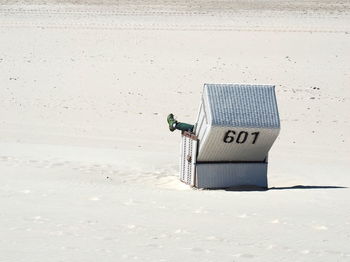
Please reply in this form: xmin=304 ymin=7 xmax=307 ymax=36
xmin=0 ymin=1 xmax=350 ymax=261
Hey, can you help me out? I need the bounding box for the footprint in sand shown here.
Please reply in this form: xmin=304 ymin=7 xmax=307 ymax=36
xmin=174 ymin=229 xmax=190 ymax=235
xmin=126 ymin=224 xmax=136 ymax=230
xmin=314 ymin=225 xmax=328 ymax=231
xmin=89 ymin=196 xmax=100 ymax=201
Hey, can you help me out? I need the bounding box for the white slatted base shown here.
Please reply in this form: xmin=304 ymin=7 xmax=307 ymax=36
xmin=195 ymin=162 xmax=268 ymax=189
xmin=180 ymin=134 xmax=197 ymax=186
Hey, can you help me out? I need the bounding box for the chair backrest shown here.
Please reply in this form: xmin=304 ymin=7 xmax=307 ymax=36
xmin=195 ymin=84 xmax=280 ymax=162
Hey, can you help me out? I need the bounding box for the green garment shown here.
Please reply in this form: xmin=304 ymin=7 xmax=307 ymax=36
xmin=174 ymin=122 xmax=194 ymax=132
xmin=167 ymin=113 xmax=194 ymax=132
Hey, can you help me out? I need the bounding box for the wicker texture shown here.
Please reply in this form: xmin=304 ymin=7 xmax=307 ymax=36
xmin=196 ymin=84 xmax=280 ymax=162
xmin=205 ymin=84 xmax=280 ymax=128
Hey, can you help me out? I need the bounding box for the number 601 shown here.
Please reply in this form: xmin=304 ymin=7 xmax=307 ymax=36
xmin=223 ymin=130 xmax=260 ymax=144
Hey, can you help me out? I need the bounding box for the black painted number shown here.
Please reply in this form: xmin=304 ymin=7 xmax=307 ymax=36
xmin=251 ymin=132 xmax=260 ymax=144
xmin=223 ymin=130 xmax=260 ymax=144
xmin=223 ymin=130 xmax=235 ymax=143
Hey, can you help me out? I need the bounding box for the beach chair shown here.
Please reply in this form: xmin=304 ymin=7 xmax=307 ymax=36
xmin=180 ymin=84 xmax=280 ymax=189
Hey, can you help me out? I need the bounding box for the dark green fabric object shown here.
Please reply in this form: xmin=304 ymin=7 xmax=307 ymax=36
xmin=174 ymin=122 xmax=194 ymax=132
xmin=167 ymin=113 xmax=177 ymax=131
xmin=167 ymin=113 xmax=194 ymax=132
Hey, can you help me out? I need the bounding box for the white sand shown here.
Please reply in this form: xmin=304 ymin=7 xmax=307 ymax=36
xmin=0 ymin=1 xmax=350 ymax=261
